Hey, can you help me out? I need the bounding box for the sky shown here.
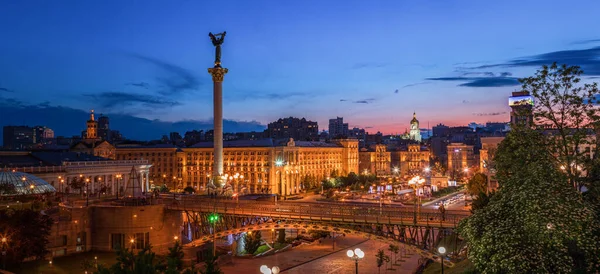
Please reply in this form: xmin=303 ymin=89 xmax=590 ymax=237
xmin=1 ymin=0 xmax=600 ymax=140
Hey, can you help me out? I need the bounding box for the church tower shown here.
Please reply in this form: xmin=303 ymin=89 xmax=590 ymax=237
xmin=86 ymin=109 xmax=98 ymax=140
xmin=409 ymin=112 xmax=422 ymax=142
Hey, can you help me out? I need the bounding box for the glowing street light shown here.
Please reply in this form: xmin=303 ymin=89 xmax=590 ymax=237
xmin=438 ymin=246 xmax=446 ymax=274
xmin=346 ymin=248 xmax=365 ymax=274
xmin=260 ymin=265 xmax=280 ymax=274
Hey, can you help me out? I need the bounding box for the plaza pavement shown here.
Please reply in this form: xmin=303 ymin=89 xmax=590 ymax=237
xmin=218 ymin=235 xmax=423 ymax=274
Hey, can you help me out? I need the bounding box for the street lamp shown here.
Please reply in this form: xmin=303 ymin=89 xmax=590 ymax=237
xmin=85 ymin=178 xmax=90 ymax=206
xmin=1 ymin=237 xmax=7 ymax=270
xmin=346 ymin=248 xmax=365 ymax=274
xmin=260 ymin=265 xmax=280 ymax=274
xmin=408 ymin=176 xmax=425 ymax=222
xmin=438 ymin=246 xmax=446 ymax=274
xmin=115 ymin=174 xmax=122 ymax=199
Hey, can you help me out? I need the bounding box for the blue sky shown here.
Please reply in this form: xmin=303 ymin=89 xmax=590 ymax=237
xmin=1 ymin=0 xmax=600 ymax=138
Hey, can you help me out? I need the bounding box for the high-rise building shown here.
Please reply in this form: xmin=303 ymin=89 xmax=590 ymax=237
xmin=409 ymin=112 xmax=422 ymax=142
xmin=266 ymin=117 xmax=319 ymax=141
xmin=33 ymin=126 xmax=54 ymax=144
xmin=98 ymin=114 xmax=111 ymax=141
xmin=447 ymin=143 xmax=477 ymax=176
xmin=328 ymin=117 xmax=349 ymax=139
xmin=2 ymin=126 xmax=35 ymax=149
xmin=509 ymin=91 xmax=534 ymax=127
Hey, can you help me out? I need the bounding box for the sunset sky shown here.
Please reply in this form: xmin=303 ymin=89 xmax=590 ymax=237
xmin=1 ymin=0 xmax=600 ymax=139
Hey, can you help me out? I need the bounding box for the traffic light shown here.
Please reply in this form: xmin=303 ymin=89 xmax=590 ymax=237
xmin=208 ymin=213 xmax=219 ymax=223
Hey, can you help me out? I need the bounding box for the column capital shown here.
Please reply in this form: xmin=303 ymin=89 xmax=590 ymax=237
xmin=208 ymin=67 xmax=228 ymax=82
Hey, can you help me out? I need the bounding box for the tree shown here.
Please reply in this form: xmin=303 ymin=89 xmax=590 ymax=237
xmin=165 ymin=241 xmax=184 ymax=273
xmin=466 ymin=173 xmax=487 ymax=196
xmin=0 ymin=182 xmax=16 ymax=196
xmin=458 ymin=127 xmax=600 ymax=273
xmin=68 ymin=177 xmax=86 ymax=194
xmin=96 ymin=245 xmax=159 ymax=274
xmin=243 ymin=231 xmax=262 ymax=255
xmin=431 ymin=161 xmax=446 ymax=176
xmin=199 ymin=253 xmax=223 ymax=274
xmin=521 ymin=63 xmax=600 ymax=190
xmin=388 ymin=244 xmax=400 ymax=268
xmin=183 ymin=186 xmax=195 ymax=194
xmin=0 ymin=208 xmax=52 ymax=268
xmin=470 ymin=191 xmax=494 ymax=213
xmin=375 ymin=249 xmax=389 ymax=274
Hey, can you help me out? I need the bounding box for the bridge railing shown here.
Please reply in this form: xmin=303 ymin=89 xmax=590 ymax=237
xmin=165 ymin=196 xmax=469 ymax=227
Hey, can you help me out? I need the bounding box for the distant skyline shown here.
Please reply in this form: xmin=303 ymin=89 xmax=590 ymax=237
xmin=1 ymin=1 xmax=600 ymax=138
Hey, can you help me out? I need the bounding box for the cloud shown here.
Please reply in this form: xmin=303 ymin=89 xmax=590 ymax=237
xmin=127 ymin=82 xmax=150 ymax=89
xmin=394 ymin=89 xmax=399 ymax=94
xmin=126 ymin=53 xmax=201 ymax=96
xmin=473 ymin=112 xmax=507 ymax=116
xmin=84 ymin=91 xmax=181 ymax=109
xmin=352 ymin=62 xmax=389 ymax=69
xmin=340 ymin=99 xmax=348 ymax=102
xmin=470 ymin=46 xmax=600 ymax=75
xmin=571 ymin=39 xmax=600 ymax=45
xmin=353 ymin=98 xmax=375 ymax=104
xmin=401 ymin=82 xmax=430 ymax=89
xmin=0 ymin=100 xmax=266 ymax=143
xmin=462 ymin=100 xmax=470 ymax=104
xmin=425 ymin=76 xmax=520 ymax=87
xmin=0 ymin=87 xmax=13 ymax=92
xmin=228 ymin=91 xmax=308 ymax=102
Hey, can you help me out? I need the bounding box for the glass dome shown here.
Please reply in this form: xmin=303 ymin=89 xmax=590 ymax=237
xmin=0 ymin=171 xmax=56 ymax=196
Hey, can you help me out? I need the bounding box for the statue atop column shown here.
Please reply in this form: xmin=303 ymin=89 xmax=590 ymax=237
xmin=209 ymin=32 xmax=226 ymax=67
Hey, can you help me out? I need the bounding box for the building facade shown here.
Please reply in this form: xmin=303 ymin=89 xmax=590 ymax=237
xmin=397 ymin=144 xmax=431 ymax=177
xmin=3 ymin=126 xmax=35 ymax=150
xmin=266 ymin=117 xmax=319 ymax=141
xmin=115 ymin=139 xmax=359 ymax=196
xmin=447 ymin=143 xmax=477 ymax=175
xmin=480 ymin=137 xmax=504 ymax=192
xmin=359 ymin=144 xmax=391 ymax=176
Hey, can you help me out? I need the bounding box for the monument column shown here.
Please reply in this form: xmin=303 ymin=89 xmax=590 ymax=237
xmin=208 ymin=31 xmax=228 ymax=189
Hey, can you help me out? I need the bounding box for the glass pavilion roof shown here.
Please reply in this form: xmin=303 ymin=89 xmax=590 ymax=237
xmin=0 ymin=171 xmax=56 ymax=195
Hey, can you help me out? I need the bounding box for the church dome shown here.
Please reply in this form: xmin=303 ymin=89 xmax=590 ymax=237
xmin=411 ymin=112 xmax=419 ymax=124
xmin=0 ymin=171 xmax=57 ymax=196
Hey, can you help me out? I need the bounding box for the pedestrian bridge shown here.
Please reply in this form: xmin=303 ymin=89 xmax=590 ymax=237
xmin=164 ymin=196 xmax=470 ymax=266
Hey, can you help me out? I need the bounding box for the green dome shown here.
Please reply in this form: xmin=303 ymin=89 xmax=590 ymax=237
xmin=0 ymin=171 xmax=56 ymax=196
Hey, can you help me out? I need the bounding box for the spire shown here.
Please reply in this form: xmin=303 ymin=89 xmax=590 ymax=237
xmin=413 ymin=111 xmax=416 ymax=118
xmin=90 ymin=109 xmax=95 ymax=121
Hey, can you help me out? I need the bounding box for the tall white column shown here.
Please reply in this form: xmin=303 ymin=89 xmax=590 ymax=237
xmin=145 ymin=172 xmax=150 ymax=192
xmin=208 ymin=66 xmax=228 ymax=188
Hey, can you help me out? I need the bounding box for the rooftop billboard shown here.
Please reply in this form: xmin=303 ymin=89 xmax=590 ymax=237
xmin=508 ymin=95 xmax=534 ymax=107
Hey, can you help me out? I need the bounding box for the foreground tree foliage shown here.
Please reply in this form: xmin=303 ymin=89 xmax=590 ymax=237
xmin=458 ymin=128 xmax=600 ymax=273
xmin=243 ymin=231 xmax=262 ymax=254
xmin=466 ymin=173 xmax=487 ymax=196
xmin=0 ymin=208 xmax=52 ymax=267
xmin=521 ymin=63 xmax=600 ymax=190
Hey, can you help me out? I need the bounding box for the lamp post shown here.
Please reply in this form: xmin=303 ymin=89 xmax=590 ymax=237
xmin=259 ymin=265 xmax=280 ymax=274
xmin=115 ymin=174 xmax=122 ymax=199
xmin=209 ymin=213 xmax=219 ymax=256
xmin=346 ymin=248 xmax=365 ymax=274
xmin=1 ymin=237 xmax=7 ymax=270
xmin=408 ymin=176 xmax=425 ymax=223
xmin=438 ymin=246 xmax=446 ymax=274
xmin=85 ymin=178 xmax=90 ymax=206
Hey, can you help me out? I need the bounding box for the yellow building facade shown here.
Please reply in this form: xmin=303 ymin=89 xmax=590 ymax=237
xmin=115 ymin=139 xmax=358 ymax=196
xmin=397 ymin=144 xmax=431 ymax=178
xmin=359 ymin=144 xmax=391 ymax=176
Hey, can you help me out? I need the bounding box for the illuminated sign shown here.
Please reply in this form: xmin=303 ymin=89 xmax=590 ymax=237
xmin=508 ymin=95 xmax=534 ymax=107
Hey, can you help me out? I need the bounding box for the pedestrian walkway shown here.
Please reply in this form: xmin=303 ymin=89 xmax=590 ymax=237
xmin=218 ymin=235 xmax=367 ymax=274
